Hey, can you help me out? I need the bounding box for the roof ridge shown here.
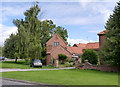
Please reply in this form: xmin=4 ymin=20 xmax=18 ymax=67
xmin=87 ymin=42 xmax=99 ymax=44
xmin=68 ymin=46 xmax=75 ymax=54
xmin=55 ymin=33 xmax=67 ymax=45
xmin=60 ymin=45 xmax=72 ymax=55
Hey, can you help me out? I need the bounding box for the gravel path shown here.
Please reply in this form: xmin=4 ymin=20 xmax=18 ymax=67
xmin=0 ymin=67 xmax=75 ymax=72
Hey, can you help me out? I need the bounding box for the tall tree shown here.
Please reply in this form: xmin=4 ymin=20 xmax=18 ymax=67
xmin=55 ymin=26 xmax=68 ymax=41
xmin=13 ymin=4 xmax=43 ymax=60
xmin=0 ymin=46 xmax=2 ymax=56
xmin=3 ymin=3 xmax=68 ymax=63
xmin=99 ymin=1 xmax=120 ymax=66
xmin=3 ymin=34 xmax=18 ymax=60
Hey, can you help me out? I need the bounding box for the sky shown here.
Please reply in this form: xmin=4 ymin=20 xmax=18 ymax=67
xmin=0 ymin=0 xmax=119 ymax=46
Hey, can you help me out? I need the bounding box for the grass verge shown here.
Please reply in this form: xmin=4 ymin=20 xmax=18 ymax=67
xmin=2 ymin=69 xmax=118 ymax=85
xmin=1 ymin=60 xmax=56 ymax=69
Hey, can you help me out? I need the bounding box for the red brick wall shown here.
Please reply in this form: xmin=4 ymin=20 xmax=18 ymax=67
xmin=75 ymin=60 xmax=118 ymax=72
xmin=46 ymin=33 xmax=67 ymax=51
xmin=52 ymin=46 xmax=72 ymax=60
xmin=46 ymin=33 xmax=70 ymax=66
xmin=99 ymin=35 xmax=106 ymax=48
xmin=46 ymin=45 xmax=52 ymax=53
xmin=46 ymin=54 xmax=51 ymax=65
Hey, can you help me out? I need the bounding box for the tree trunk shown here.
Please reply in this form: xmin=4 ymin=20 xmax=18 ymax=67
xmin=15 ymin=58 xmax=18 ymax=63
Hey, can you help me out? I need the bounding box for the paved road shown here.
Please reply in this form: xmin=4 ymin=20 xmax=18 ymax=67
xmin=0 ymin=67 xmax=75 ymax=72
xmin=1 ymin=78 xmax=50 ymax=86
xmin=2 ymin=79 xmax=33 ymax=85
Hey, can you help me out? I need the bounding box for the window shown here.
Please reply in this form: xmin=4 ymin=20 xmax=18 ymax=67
xmin=54 ymin=42 xmax=59 ymax=46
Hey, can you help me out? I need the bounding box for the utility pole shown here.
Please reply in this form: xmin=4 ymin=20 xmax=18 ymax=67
xmin=86 ymin=36 xmax=89 ymax=43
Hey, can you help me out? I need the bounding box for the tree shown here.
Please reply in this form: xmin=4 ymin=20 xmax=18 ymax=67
xmin=13 ymin=3 xmax=42 ymax=61
xmin=82 ymin=49 xmax=98 ymax=64
xmin=58 ymin=54 xmax=67 ymax=64
xmin=0 ymin=46 xmax=2 ymax=56
xmin=55 ymin=26 xmax=68 ymax=41
xmin=99 ymin=1 xmax=120 ymax=66
xmin=3 ymin=3 xmax=68 ymax=64
xmin=3 ymin=34 xmax=18 ymax=59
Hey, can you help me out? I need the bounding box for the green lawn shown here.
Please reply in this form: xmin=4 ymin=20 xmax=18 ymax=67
xmin=1 ymin=60 xmax=74 ymax=69
xmin=1 ymin=60 xmax=55 ymax=69
xmin=2 ymin=69 xmax=118 ymax=85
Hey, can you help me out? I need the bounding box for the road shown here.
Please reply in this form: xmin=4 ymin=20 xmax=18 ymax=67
xmin=2 ymin=79 xmax=33 ymax=85
xmin=0 ymin=67 xmax=75 ymax=72
xmin=1 ymin=78 xmax=50 ymax=86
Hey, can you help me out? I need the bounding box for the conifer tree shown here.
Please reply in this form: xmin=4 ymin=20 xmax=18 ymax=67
xmin=100 ymin=1 xmax=120 ymax=66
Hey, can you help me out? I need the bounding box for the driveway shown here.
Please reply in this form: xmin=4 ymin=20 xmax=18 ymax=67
xmin=0 ymin=67 xmax=75 ymax=72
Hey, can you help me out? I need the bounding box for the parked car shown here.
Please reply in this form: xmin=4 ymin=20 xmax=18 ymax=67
xmin=0 ymin=57 xmax=5 ymax=61
xmin=30 ymin=59 xmax=42 ymax=68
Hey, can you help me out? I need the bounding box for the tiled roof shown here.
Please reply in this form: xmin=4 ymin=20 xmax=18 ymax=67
xmin=84 ymin=42 xmax=99 ymax=49
xmin=48 ymin=45 xmax=72 ymax=55
xmin=46 ymin=33 xmax=67 ymax=45
xmin=67 ymin=46 xmax=74 ymax=53
xmin=67 ymin=42 xmax=99 ymax=54
xmin=67 ymin=46 xmax=84 ymax=54
xmin=73 ymin=43 xmax=86 ymax=47
xmin=97 ymin=30 xmax=107 ymax=35
xmin=48 ymin=42 xmax=99 ymax=54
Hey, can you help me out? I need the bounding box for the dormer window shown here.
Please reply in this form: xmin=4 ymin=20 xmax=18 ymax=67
xmin=54 ymin=42 xmax=59 ymax=46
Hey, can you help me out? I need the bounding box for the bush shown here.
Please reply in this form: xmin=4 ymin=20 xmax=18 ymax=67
xmin=58 ymin=54 xmax=67 ymax=64
xmin=82 ymin=49 xmax=98 ymax=64
xmin=41 ymin=57 xmax=46 ymax=65
xmin=64 ymin=62 xmax=74 ymax=67
xmin=25 ymin=58 xmax=30 ymax=65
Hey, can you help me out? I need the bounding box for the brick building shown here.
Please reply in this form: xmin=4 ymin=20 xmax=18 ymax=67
xmin=46 ymin=30 xmax=107 ymax=66
xmin=97 ymin=30 xmax=107 ymax=48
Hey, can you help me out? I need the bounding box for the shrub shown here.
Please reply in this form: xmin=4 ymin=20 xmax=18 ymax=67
xmin=82 ymin=49 xmax=98 ymax=64
xmin=58 ymin=54 xmax=67 ymax=64
xmin=25 ymin=57 xmax=30 ymax=65
xmin=64 ymin=62 xmax=74 ymax=67
xmin=41 ymin=57 xmax=46 ymax=65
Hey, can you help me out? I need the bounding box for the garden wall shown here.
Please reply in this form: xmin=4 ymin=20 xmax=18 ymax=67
xmin=75 ymin=60 xmax=118 ymax=72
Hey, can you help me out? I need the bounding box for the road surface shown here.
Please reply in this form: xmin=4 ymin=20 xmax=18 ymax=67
xmin=0 ymin=67 xmax=75 ymax=72
xmin=2 ymin=79 xmax=33 ymax=85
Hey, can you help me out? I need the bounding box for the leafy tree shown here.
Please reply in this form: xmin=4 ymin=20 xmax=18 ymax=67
xmin=3 ymin=34 xmax=18 ymax=59
xmin=3 ymin=3 xmax=68 ymax=64
xmin=82 ymin=49 xmax=98 ymax=64
xmin=55 ymin=26 xmax=68 ymax=41
xmin=13 ymin=4 xmax=42 ymax=61
xmin=0 ymin=46 xmax=2 ymax=56
xmin=58 ymin=54 xmax=68 ymax=64
xmin=99 ymin=2 xmax=120 ymax=66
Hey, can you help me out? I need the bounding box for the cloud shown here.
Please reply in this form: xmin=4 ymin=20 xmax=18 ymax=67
xmin=90 ymin=4 xmax=113 ymax=22
xmin=88 ymin=30 xmax=101 ymax=33
xmin=1 ymin=0 xmax=119 ymax=2
xmin=52 ymin=15 xmax=104 ymax=26
xmin=89 ymin=40 xmax=94 ymax=42
xmin=41 ymin=2 xmax=116 ymax=26
xmin=67 ymin=38 xmax=98 ymax=46
xmin=1 ymin=3 xmax=33 ymax=22
xmin=0 ymin=24 xmax=17 ymax=46
xmin=67 ymin=38 xmax=89 ymax=46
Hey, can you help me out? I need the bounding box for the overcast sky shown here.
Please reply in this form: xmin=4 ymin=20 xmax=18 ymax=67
xmin=0 ymin=0 xmax=119 ymax=46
